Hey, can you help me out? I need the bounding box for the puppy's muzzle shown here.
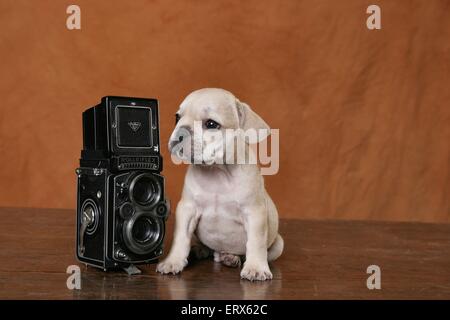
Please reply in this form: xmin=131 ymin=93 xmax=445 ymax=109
xmin=168 ymin=126 xmax=192 ymax=159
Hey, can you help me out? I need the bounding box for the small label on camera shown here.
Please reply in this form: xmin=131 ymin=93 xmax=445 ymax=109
xmin=120 ymin=156 xmax=156 ymax=163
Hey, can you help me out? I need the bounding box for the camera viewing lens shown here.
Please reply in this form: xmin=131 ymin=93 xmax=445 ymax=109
xmin=129 ymin=173 xmax=161 ymax=207
xmin=133 ymin=176 xmax=154 ymax=204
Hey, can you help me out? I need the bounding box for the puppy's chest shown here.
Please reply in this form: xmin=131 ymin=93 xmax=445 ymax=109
xmin=191 ymin=175 xmax=247 ymax=218
xmin=194 ymin=193 xmax=247 ymax=254
xmin=195 ymin=192 xmax=243 ymax=224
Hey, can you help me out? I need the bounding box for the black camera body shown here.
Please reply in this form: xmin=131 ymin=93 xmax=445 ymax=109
xmin=76 ymin=96 xmax=169 ymax=271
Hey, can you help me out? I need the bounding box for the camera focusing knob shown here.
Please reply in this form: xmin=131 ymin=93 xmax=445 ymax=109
xmin=79 ymin=205 xmax=95 ymax=255
xmin=83 ymin=206 xmax=95 ymax=224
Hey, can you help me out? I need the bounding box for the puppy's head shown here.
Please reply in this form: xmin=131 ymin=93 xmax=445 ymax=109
xmin=169 ymin=88 xmax=269 ymax=165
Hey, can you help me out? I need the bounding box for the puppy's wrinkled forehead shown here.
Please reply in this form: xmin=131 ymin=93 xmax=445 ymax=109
xmin=179 ymin=88 xmax=238 ymax=126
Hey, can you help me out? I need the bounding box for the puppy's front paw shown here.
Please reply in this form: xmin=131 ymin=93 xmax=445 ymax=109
xmin=240 ymin=262 xmax=273 ymax=281
xmin=156 ymin=258 xmax=188 ymax=275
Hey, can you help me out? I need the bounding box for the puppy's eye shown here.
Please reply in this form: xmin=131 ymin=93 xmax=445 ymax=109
xmin=175 ymin=113 xmax=180 ymax=124
xmin=205 ymin=119 xmax=221 ymax=130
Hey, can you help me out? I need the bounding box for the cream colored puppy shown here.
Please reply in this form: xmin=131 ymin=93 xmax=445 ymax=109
xmin=156 ymin=88 xmax=283 ymax=281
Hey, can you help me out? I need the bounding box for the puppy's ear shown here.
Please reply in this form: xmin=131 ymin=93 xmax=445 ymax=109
xmin=236 ymin=99 xmax=270 ymax=143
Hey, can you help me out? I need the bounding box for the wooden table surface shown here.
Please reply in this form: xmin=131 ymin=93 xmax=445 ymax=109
xmin=0 ymin=207 xmax=449 ymax=299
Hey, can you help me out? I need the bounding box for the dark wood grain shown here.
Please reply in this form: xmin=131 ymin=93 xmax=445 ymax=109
xmin=0 ymin=207 xmax=449 ymax=299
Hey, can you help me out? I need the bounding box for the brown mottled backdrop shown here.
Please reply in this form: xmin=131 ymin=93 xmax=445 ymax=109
xmin=0 ymin=0 xmax=448 ymax=222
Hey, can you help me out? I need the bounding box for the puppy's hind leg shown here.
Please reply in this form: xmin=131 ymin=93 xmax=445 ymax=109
xmin=214 ymin=252 xmax=242 ymax=268
xmin=189 ymin=235 xmax=212 ymax=260
xmin=268 ymin=234 xmax=284 ymax=262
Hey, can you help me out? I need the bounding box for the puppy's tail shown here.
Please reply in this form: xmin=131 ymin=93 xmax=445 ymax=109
xmin=268 ymin=234 xmax=284 ymax=262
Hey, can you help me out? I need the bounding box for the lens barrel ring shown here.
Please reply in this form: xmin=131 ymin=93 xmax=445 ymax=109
xmin=122 ymin=211 xmax=164 ymax=255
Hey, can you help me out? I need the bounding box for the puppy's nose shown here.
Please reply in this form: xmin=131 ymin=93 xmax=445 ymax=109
xmin=168 ymin=139 xmax=179 ymax=152
xmin=168 ymin=126 xmax=191 ymax=153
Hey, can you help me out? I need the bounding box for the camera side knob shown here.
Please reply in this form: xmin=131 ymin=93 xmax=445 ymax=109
xmin=155 ymin=200 xmax=170 ymax=219
xmin=119 ymin=202 xmax=135 ymax=220
xmin=79 ymin=200 xmax=98 ymax=255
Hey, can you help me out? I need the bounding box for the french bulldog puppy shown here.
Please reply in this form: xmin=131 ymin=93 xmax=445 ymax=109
xmin=156 ymin=88 xmax=283 ymax=281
